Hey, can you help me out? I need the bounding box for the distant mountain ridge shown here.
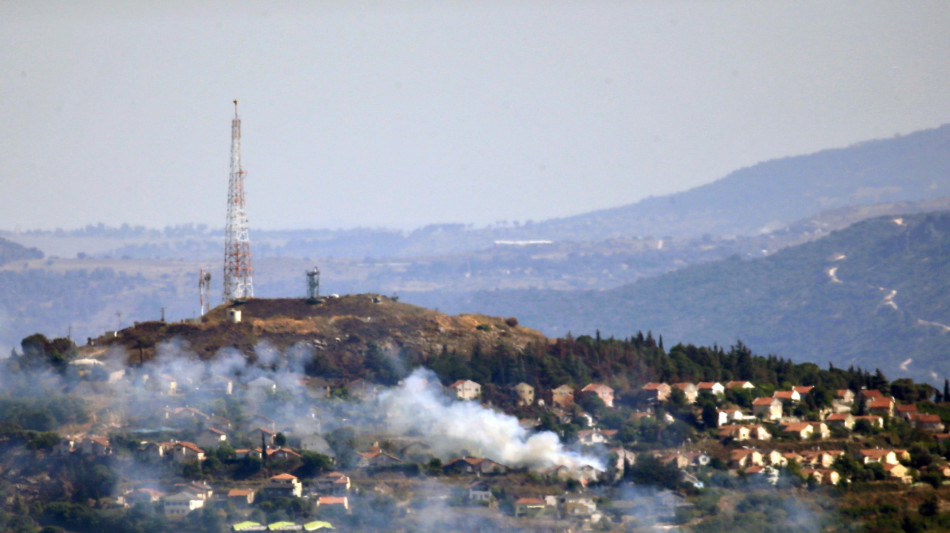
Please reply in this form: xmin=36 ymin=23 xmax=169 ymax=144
xmin=524 ymin=124 xmax=950 ymax=242
xmin=6 ymin=124 xmax=950 ymax=260
xmin=448 ymin=211 xmax=950 ymax=384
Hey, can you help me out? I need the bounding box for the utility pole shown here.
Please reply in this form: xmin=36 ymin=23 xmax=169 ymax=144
xmin=223 ymin=100 xmax=254 ymax=302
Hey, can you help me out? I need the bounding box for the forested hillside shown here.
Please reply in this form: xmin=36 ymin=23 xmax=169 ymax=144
xmin=449 ymin=211 xmax=950 ymax=383
xmin=0 ymin=236 xmax=42 ymax=266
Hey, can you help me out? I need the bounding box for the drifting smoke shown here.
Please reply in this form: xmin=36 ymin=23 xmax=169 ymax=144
xmin=377 ymin=368 xmax=603 ymax=473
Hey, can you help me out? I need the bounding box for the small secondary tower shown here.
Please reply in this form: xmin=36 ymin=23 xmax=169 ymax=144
xmin=306 ymin=266 xmax=320 ymax=301
xmin=223 ymin=100 xmax=254 ymax=302
xmin=199 ymin=269 xmax=212 ymax=316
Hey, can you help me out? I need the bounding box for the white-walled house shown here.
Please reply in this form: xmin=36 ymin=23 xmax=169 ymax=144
xmin=448 ymin=380 xmax=482 ymax=400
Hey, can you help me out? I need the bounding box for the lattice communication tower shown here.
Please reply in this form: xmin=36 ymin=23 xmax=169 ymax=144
xmin=223 ymin=100 xmax=254 ymax=302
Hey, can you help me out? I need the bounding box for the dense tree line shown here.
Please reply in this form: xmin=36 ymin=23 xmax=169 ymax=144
xmin=425 ymin=331 xmax=900 ymax=400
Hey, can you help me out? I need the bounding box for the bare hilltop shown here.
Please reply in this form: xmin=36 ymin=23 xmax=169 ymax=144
xmin=89 ymin=294 xmax=546 ymax=373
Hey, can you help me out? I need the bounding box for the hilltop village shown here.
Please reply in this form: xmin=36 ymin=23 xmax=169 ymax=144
xmin=2 ymin=296 xmax=950 ymax=532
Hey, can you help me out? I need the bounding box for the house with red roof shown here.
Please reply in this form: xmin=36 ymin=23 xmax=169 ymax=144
xmin=777 ymin=422 xmax=829 ymax=440
xmin=858 ymin=389 xmax=885 ymax=408
xmin=726 ymin=381 xmax=755 ymax=390
xmin=792 ymin=386 xmax=814 ymax=396
xmin=514 ymin=498 xmax=547 ymax=518
xmin=580 ymin=383 xmax=614 ymax=408
xmin=825 ymin=413 xmax=855 ymax=430
xmin=883 ymin=463 xmax=912 ymax=484
xmin=729 ymin=449 xmax=764 ymax=469
xmin=697 ymin=382 xmax=725 ymax=396
xmin=835 ymin=389 xmax=855 ymax=404
xmin=773 ymin=390 xmax=801 ymax=404
xmin=264 ymin=473 xmax=302 ymax=498
xmin=357 ymin=446 xmax=402 ymax=468
xmin=79 ymin=436 xmax=113 ymax=457
xmin=317 ymin=496 xmax=349 ymax=511
xmin=799 ymin=450 xmax=844 ymax=468
xmin=866 ymin=397 xmax=895 ymax=418
xmin=858 ymin=449 xmax=900 ymax=465
xmin=752 ymin=397 xmax=783 ymax=421
xmin=227 ymin=488 xmax=255 ymax=507
xmin=896 ymin=404 xmax=918 ymax=419
xmin=447 ymin=379 xmax=481 ymax=400
xmin=269 ymin=447 xmax=302 ymax=461
xmin=908 ymin=413 xmax=945 ymax=432
xmin=803 ymin=468 xmax=841 ymax=485
xmin=196 ymin=427 xmax=228 ymax=450
xmin=170 ymin=442 xmax=205 ymax=462
xmin=672 ymin=383 xmax=699 ymax=404
xmin=642 ymin=382 xmax=671 ymax=402
xmin=718 ymin=424 xmax=770 ymax=441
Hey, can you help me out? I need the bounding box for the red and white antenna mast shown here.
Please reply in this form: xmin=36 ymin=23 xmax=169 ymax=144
xmin=223 ymin=100 xmax=254 ymax=302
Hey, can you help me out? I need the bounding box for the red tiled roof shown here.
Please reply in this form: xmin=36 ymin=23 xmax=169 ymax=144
xmin=730 ymin=449 xmax=758 ymax=460
xmin=176 ymin=442 xmax=204 ymax=453
xmin=581 ymin=383 xmax=613 ymax=393
xmin=867 ymin=398 xmax=894 ymax=409
xmin=859 ymin=449 xmax=892 ymax=459
xmin=781 ymin=422 xmax=811 ymax=432
xmin=726 ymin=381 xmax=754 ymax=388
xmin=515 ymin=498 xmax=545 ymax=505
xmin=273 ymin=448 xmax=301 ymax=457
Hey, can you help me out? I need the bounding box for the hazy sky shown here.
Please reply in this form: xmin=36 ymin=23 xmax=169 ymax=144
xmin=2 ymin=1 xmax=949 ymax=231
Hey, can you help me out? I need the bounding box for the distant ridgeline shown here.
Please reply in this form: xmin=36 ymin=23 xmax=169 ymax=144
xmin=0 ymin=236 xmax=42 ymax=265
xmin=451 ymin=210 xmax=950 ymax=384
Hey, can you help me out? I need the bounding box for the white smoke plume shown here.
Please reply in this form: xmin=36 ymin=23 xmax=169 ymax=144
xmin=377 ymin=368 xmax=603 ymax=473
